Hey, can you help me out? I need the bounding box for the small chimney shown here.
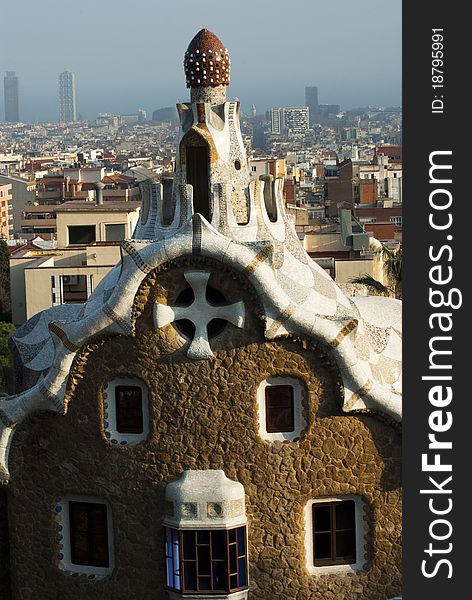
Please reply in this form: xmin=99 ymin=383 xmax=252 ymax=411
xmin=95 ymin=181 xmax=105 ymax=205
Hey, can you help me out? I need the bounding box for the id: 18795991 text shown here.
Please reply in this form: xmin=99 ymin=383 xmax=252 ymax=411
xmin=432 ymin=28 xmax=444 ymax=114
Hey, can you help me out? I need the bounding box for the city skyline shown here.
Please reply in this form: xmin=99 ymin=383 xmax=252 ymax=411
xmin=0 ymin=0 xmax=401 ymax=122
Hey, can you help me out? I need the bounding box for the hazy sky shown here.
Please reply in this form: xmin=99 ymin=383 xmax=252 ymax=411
xmin=1 ymin=0 xmax=401 ymax=122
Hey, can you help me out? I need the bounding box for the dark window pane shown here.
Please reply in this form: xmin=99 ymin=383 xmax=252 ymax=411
xmin=228 ymin=528 xmax=237 ymax=544
xmin=105 ymin=223 xmax=126 ymax=242
xmin=314 ymin=532 xmax=332 ymax=560
xmin=313 ymin=500 xmax=357 ymax=566
xmin=237 ymin=526 xmax=246 ymax=556
xmin=89 ymin=505 xmax=106 ymax=528
xmin=69 ymin=501 xmax=109 ymax=567
xmin=211 ymin=530 xmax=225 ymax=560
xmin=314 ymin=505 xmax=331 ymax=532
xmin=72 ymin=504 xmax=88 ymax=531
xmin=71 ymin=532 xmax=88 ymax=562
xmin=197 ymin=545 xmax=211 ymax=575
xmin=335 ymin=501 xmax=355 ymax=530
xmin=335 ymin=531 xmax=356 ymax=562
xmin=115 ymin=385 xmax=143 ymax=434
xmin=186 ymin=145 xmax=211 ymax=220
xmin=183 ymin=531 xmax=196 ymax=560
xmin=68 ymin=225 xmax=95 ymax=244
xmin=198 ymin=576 xmax=211 ymax=590
xmin=265 ymin=385 xmax=295 ymax=432
xmin=238 ymin=557 xmax=247 ymax=587
xmin=62 ymin=274 xmax=88 ymax=303
xmin=183 ymin=561 xmax=197 ymax=590
xmin=197 ymin=530 xmax=210 ymax=544
xmin=93 ymin=534 xmax=109 ymax=564
xmin=229 ymin=574 xmax=238 ymax=589
xmin=212 ymin=560 xmax=225 ymax=591
xmin=229 ymin=543 xmax=237 ymax=573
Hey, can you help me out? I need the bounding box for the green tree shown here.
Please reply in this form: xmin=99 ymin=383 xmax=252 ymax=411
xmin=0 ymin=237 xmax=11 ymax=321
xmin=0 ymin=321 xmax=15 ymax=392
xmin=350 ymin=246 xmax=402 ymax=299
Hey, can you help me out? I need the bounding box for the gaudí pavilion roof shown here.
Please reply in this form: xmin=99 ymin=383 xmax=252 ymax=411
xmin=0 ymin=29 xmax=401 ymax=483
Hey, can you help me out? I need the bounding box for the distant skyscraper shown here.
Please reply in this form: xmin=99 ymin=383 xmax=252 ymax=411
xmin=305 ymin=86 xmax=318 ymax=125
xmin=59 ymin=71 xmax=77 ymax=122
xmin=4 ymin=71 xmax=19 ymax=123
xmin=271 ymin=107 xmax=283 ymax=134
xmin=283 ymin=106 xmax=310 ymax=134
xmin=271 ymin=106 xmax=310 ymax=135
xmin=251 ymin=104 xmax=257 ymax=118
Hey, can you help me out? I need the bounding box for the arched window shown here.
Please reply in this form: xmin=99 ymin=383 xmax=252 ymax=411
xmin=54 ymin=495 xmax=114 ymax=578
xmin=102 ymin=376 xmax=149 ymax=445
xmin=304 ymin=496 xmax=368 ymax=575
xmin=257 ymin=377 xmax=307 ymax=442
xmin=180 ymin=129 xmax=213 ymax=221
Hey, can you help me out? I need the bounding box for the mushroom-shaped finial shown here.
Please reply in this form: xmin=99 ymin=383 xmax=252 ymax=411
xmin=184 ymin=28 xmax=230 ymax=88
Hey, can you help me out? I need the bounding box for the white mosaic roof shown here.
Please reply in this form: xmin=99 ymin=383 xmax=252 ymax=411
xmin=0 ymin=45 xmax=401 ymax=481
xmin=1 ymin=190 xmax=402 ymax=482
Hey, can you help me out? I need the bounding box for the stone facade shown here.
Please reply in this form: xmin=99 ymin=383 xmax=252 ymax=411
xmin=3 ymin=259 xmax=401 ymax=600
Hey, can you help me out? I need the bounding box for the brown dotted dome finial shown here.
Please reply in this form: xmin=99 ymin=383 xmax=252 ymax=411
xmin=184 ymin=28 xmax=230 ymax=88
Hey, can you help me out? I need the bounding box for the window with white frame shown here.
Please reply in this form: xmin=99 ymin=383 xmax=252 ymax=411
xmin=103 ymin=376 xmax=149 ymax=445
xmin=304 ymin=496 xmax=367 ymax=575
xmin=257 ymin=377 xmax=306 ymax=442
xmin=54 ymin=495 xmax=114 ymax=579
xmin=51 ymin=274 xmax=93 ymax=306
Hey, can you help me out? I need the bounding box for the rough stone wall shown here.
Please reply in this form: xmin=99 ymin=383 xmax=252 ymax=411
xmin=0 ymin=487 xmax=11 ymax=599
xmin=6 ymin=260 xmax=401 ymax=600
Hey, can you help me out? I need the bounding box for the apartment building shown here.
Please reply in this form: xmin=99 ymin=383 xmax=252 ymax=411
xmin=10 ymin=199 xmax=140 ymax=325
xmin=0 ymin=183 xmax=12 ymax=239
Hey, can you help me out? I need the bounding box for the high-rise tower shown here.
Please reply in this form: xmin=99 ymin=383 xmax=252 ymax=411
xmin=271 ymin=107 xmax=283 ymax=133
xmin=59 ymin=70 xmax=77 ymax=122
xmin=305 ymin=85 xmax=318 ymax=125
xmin=4 ymin=71 xmax=19 ymax=123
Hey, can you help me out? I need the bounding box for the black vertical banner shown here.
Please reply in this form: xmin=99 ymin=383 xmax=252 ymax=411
xmin=404 ymin=2 xmax=468 ymax=599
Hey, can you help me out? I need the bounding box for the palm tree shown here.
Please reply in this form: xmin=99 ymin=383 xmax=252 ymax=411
xmin=350 ymin=245 xmax=402 ymax=299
